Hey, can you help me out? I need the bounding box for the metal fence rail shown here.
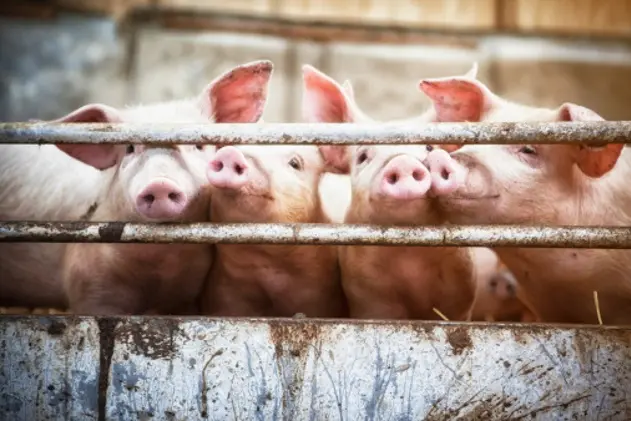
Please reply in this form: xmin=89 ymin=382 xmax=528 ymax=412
xmin=1 ymin=121 xmax=631 ymax=145
xmin=2 ymin=121 xmax=631 ymax=249
xmin=2 ymin=222 xmax=631 ymax=248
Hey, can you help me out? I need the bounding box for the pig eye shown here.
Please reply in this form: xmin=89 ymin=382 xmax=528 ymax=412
xmin=126 ymin=145 xmax=135 ymax=154
xmin=195 ymin=145 xmax=204 ymax=151
xmin=357 ymin=151 xmax=368 ymax=165
xmin=519 ymin=146 xmax=537 ymax=155
xmin=426 ymin=145 xmax=434 ymax=152
xmin=288 ymin=157 xmax=303 ymax=171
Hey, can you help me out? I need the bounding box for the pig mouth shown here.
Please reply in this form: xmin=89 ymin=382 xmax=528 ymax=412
xmin=217 ymin=188 xmax=274 ymax=201
xmin=447 ymin=193 xmax=500 ymax=201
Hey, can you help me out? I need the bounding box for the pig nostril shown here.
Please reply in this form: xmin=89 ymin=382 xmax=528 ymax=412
xmin=142 ymin=194 xmax=155 ymax=204
xmin=441 ymin=169 xmax=450 ymax=180
xmin=387 ymin=173 xmax=399 ymax=184
xmin=212 ymin=161 xmax=224 ymax=172
xmin=506 ymin=284 xmax=515 ymax=296
xmin=412 ymin=170 xmax=424 ymax=181
xmin=234 ymin=163 xmax=245 ymax=175
xmin=168 ymin=192 xmax=180 ymax=202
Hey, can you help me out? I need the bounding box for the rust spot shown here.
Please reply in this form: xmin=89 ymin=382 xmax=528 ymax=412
xmin=117 ymin=318 xmax=182 ymax=360
xmin=98 ymin=317 xmax=119 ymax=421
xmin=268 ymin=319 xmax=325 ymax=414
xmin=98 ymin=222 xmax=125 ymax=242
xmin=80 ymin=202 xmax=99 ymax=221
xmin=46 ymin=319 xmax=66 ymax=335
xmin=268 ymin=319 xmax=322 ymax=358
xmin=446 ymin=327 xmax=472 ymax=355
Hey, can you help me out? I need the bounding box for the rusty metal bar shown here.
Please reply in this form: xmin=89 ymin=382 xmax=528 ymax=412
xmin=1 ymin=222 xmax=631 ymax=248
xmin=1 ymin=121 xmax=631 ymax=145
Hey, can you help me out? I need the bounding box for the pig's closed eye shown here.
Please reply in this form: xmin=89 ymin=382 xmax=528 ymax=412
xmin=519 ymin=146 xmax=537 ymax=155
xmin=289 ymin=157 xmax=303 ymax=171
xmin=196 ymin=145 xmax=204 ymax=151
xmin=357 ymin=151 xmax=368 ymax=165
xmin=126 ymin=145 xmax=135 ymax=154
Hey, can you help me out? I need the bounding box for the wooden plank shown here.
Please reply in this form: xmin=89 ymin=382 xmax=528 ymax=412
xmin=1 ymin=316 xmax=630 ymax=420
xmin=151 ymin=11 xmax=480 ymax=47
xmin=389 ymin=0 xmax=497 ymax=29
xmin=0 ymin=1 xmax=58 ymax=20
xmin=276 ymin=0 xmax=497 ymax=30
xmin=502 ymin=0 xmax=631 ymax=37
xmin=156 ymin=0 xmax=275 ymax=14
xmin=55 ymin=0 xmax=153 ymax=19
xmin=277 ymin=0 xmax=366 ymax=22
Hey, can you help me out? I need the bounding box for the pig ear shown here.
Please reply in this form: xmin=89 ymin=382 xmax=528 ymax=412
xmin=464 ymin=62 xmax=479 ymax=79
xmin=302 ymin=64 xmax=355 ymax=123
xmin=342 ymin=80 xmax=354 ymax=99
xmin=556 ymin=103 xmax=623 ymax=178
xmin=54 ymin=104 xmax=122 ymax=170
xmin=319 ymin=146 xmax=350 ymax=174
xmin=418 ymin=77 xmax=492 ymax=123
xmin=200 ymin=60 xmax=273 ymax=123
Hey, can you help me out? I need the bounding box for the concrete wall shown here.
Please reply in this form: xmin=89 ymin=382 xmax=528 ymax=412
xmin=1 ymin=13 xmax=631 ymax=123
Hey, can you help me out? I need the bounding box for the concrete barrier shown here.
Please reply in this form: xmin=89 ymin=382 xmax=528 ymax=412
xmin=1 ymin=316 xmax=630 ymax=420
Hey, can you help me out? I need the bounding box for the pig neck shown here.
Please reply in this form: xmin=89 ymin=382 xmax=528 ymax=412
xmin=496 ymin=150 xmax=631 ymax=323
xmin=342 ymin=195 xmax=474 ymax=320
xmin=212 ymin=202 xmax=339 ymax=305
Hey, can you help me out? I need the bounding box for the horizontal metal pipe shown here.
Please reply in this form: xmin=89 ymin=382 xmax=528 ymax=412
xmin=1 ymin=222 xmax=631 ymax=248
xmin=1 ymin=121 xmax=631 ymax=145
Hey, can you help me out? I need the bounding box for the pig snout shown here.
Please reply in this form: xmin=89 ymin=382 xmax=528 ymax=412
xmin=136 ymin=179 xmax=188 ymax=219
xmin=207 ymin=146 xmax=249 ymax=189
xmin=378 ymin=155 xmax=431 ymax=200
xmin=426 ymin=148 xmax=466 ymax=196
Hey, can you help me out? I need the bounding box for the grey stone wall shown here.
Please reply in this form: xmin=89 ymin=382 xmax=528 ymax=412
xmin=1 ymin=13 xmax=631 ymax=123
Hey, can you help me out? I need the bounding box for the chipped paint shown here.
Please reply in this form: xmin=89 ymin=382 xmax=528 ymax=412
xmin=1 ymin=317 xmax=630 ymax=420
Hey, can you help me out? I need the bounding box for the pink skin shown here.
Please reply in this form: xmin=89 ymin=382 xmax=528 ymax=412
xmin=377 ymin=155 xmax=431 ymax=200
xmin=135 ymin=178 xmax=187 ymax=220
xmin=207 ymin=146 xmax=249 ymax=190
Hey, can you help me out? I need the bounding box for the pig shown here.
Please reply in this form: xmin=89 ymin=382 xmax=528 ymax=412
xmin=419 ymin=72 xmax=631 ymax=324
xmin=301 ymin=65 xmax=477 ymax=320
xmin=0 ymin=60 xmax=273 ymax=313
xmin=200 ymin=142 xmax=349 ymax=317
xmin=469 ymin=248 xmax=536 ymax=322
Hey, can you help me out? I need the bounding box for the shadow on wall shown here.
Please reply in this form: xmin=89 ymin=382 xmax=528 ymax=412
xmin=2 ymin=12 xmax=631 ymax=123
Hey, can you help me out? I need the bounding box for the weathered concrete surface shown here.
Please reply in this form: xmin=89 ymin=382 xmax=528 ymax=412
xmin=326 ymin=41 xmax=490 ymax=122
xmin=132 ymin=28 xmax=290 ymax=122
xmin=0 ymin=14 xmax=129 ymax=122
xmin=1 ymin=317 xmax=630 ymax=420
xmin=0 ymin=317 xmax=100 ymax=420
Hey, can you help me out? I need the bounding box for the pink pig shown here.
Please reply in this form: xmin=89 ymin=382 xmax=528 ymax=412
xmin=200 ymin=144 xmax=349 ymax=316
xmin=58 ymin=60 xmax=273 ymax=315
xmin=302 ymin=65 xmax=478 ymax=320
xmin=419 ymin=71 xmax=631 ymax=324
